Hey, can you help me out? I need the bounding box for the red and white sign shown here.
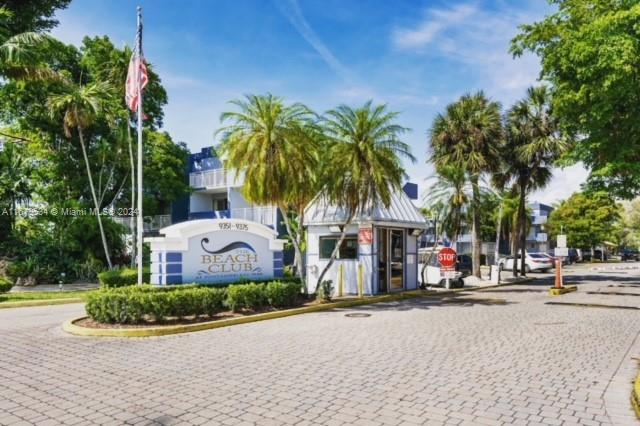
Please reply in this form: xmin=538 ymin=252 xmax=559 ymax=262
xmin=438 ymin=247 xmax=457 ymax=269
xmin=358 ymin=226 xmax=373 ymax=245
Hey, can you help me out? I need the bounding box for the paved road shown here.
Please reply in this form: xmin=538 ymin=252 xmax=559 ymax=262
xmin=1 ymin=264 xmax=639 ymax=426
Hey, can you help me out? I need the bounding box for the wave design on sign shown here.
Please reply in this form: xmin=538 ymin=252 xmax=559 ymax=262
xmin=200 ymin=238 xmax=256 ymax=254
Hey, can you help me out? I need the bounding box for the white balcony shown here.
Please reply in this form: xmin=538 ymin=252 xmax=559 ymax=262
xmin=189 ymin=168 xmax=244 ymax=190
xmin=231 ymin=206 xmax=277 ymax=227
xmin=112 ymin=214 xmax=172 ymax=233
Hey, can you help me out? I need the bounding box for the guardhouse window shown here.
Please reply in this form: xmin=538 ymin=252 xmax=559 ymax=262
xmin=319 ymin=236 xmax=358 ymax=259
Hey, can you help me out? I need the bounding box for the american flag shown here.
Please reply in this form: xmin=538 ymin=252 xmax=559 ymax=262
xmin=125 ymin=30 xmax=148 ymax=113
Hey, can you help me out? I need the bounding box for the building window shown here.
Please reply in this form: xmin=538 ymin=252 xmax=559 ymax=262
xmin=319 ymin=236 xmax=358 ymax=259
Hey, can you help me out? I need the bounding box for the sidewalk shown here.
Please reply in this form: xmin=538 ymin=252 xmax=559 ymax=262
xmin=10 ymin=282 xmax=99 ymax=293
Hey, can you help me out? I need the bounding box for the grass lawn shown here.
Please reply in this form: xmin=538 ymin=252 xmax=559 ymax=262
xmin=0 ymin=290 xmax=95 ymax=304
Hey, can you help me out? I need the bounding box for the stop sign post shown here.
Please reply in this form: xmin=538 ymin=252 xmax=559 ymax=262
xmin=438 ymin=247 xmax=457 ymax=289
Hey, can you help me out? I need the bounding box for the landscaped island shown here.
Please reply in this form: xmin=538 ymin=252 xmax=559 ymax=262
xmin=83 ymin=279 xmax=303 ymax=327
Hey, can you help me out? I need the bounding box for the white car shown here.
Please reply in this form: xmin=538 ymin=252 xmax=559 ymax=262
xmin=418 ymin=252 xmax=464 ymax=288
xmin=498 ymin=252 xmax=553 ymax=273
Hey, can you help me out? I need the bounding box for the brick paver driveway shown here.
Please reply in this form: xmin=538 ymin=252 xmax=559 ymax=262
xmin=1 ymin=264 xmax=640 ymax=426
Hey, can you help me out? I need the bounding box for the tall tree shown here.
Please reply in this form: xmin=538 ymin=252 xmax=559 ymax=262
xmin=424 ymin=165 xmax=469 ymax=246
xmin=511 ymin=0 xmax=640 ymax=199
xmin=217 ymin=94 xmax=320 ymax=287
xmin=47 ymin=80 xmax=116 ymax=269
xmin=315 ymin=101 xmax=415 ymax=290
xmin=497 ymin=86 xmax=568 ymax=276
xmin=548 ymin=191 xmax=621 ymax=253
xmin=429 ymin=91 xmax=503 ymax=278
xmin=0 ymin=141 xmax=32 ymax=229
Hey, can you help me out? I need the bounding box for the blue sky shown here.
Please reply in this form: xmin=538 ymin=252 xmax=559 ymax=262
xmin=51 ymin=0 xmax=588 ymax=204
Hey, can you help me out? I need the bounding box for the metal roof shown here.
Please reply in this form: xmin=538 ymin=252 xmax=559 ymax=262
xmin=304 ymin=188 xmax=427 ymax=228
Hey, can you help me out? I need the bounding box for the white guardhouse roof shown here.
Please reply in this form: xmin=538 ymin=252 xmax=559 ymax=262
xmin=304 ymin=189 xmax=427 ymax=228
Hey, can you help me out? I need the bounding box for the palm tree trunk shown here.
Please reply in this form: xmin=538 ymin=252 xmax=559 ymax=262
xmin=278 ymin=204 xmax=306 ymax=295
xmin=127 ymin=123 xmax=136 ymax=268
xmin=494 ymin=202 xmax=503 ymax=265
xmin=470 ymin=176 xmax=482 ymax=278
xmin=77 ymin=123 xmax=113 ymax=269
xmin=315 ymin=213 xmax=355 ymax=293
xmin=518 ymin=180 xmax=527 ymax=276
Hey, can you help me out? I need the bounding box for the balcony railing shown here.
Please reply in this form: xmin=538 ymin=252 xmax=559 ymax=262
xmin=231 ymin=206 xmax=277 ymax=227
xmin=189 ymin=168 xmax=244 ymax=190
xmin=189 ymin=210 xmax=230 ymax=220
xmin=112 ymin=214 xmax=172 ymax=233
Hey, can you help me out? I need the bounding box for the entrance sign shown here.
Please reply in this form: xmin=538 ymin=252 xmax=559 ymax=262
xmin=146 ymin=219 xmax=285 ymax=285
xmin=438 ymin=247 xmax=457 ymax=268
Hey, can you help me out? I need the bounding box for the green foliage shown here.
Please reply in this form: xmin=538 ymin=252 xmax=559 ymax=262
xmin=547 ymin=191 xmax=621 ymax=249
xmin=226 ymin=283 xmax=267 ymax=312
xmin=0 ymin=1 xmax=71 ymax=34
xmin=85 ymin=281 xmax=301 ymax=324
xmin=98 ymin=267 xmax=151 ymax=288
xmin=265 ymin=281 xmax=301 ymax=308
xmin=0 ymin=276 xmax=13 ymax=293
xmin=430 ymin=91 xmax=503 ymax=276
xmin=85 ymin=285 xmax=228 ymax=324
xmin=512 ymin=1 xmax=640 ymax=198
xmin=316 ymin=280 xmax=334 ymax=303
xmin=143 ymin=131 xmax=191 ymax=215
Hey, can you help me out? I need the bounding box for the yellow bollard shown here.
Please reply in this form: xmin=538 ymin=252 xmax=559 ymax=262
xmin=357 ymin=263 xmax=364 ymax=298
xmin=338 ymin=264 xmax=344 ymax=297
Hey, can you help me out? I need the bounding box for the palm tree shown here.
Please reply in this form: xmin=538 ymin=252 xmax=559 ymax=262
xmin=430 ymin=91 xmax=503 ymax=278
xmin=424 ymin=165 xmax=469 ymax=246
xmin=0 ymin=142 xmax=32 ymax=229
xmin=47 ymin=80 xmax=116 ymax=269
xmin=0 ymin=7 xmax=58 ymax=83
xmin=315 ymin=101 xmax=415 ymax=290
xmin=217 ymin=94 xmax=320 ymax=287
xmin=498 ymin=86 xmax=568 ymax=276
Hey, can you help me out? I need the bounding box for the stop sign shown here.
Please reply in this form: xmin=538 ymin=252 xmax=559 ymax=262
xmin=438 ymin=247 xmax=457 ymax=268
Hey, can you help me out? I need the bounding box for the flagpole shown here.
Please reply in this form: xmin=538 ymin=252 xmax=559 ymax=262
xmin=136 ymin=6 xmax=144 ymax=286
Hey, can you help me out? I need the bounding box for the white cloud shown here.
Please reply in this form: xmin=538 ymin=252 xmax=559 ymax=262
xmin=392 ymin=4 xmax=477 ymax=50
xmin=278 ymin=0 xmax=355 ymax=82
xmin=530 ymin=163 xmax=589 ymax=205
xmin=391 ymin=2 xmax=548 ymax=105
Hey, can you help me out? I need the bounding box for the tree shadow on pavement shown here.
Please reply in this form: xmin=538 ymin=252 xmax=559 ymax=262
xmin=337 ymin=296 xmax=513 ymax=313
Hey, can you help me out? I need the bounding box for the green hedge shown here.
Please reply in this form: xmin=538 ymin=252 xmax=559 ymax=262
xmin=0 ymin=277 xmax=13 ymax=293
xmin=85 ymin=280 xmax=302 ymax=324
xmin=98 ymin=267 xmax=150 ymax=288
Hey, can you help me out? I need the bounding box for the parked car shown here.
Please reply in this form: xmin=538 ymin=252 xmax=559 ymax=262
xmin=621 ymin=248 xmax=639 ymax=261
xmin=418 ymin=253 xmax=464 ymax=288
xmin=456 ymin=254 xmax=473 ymax=277
xmin=498 ymin=252 xmax=554 ymax=273
xmin=542 ymin=252 xmax=565 ymax=266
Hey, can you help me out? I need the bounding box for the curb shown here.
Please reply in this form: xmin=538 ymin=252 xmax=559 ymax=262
xmin=0 ymin=298 xmax=84 ymax=309
xmin=548 ymin=285 xmax=578 ymax=296
xmin=632 ymin=368 xmax=640 ymax=420
xmin=62 ymin=280 xmax=527 ymax=338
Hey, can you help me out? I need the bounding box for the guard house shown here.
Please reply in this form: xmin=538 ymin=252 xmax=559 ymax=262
xmin=304 ymin=183 xmax=427 ymax=295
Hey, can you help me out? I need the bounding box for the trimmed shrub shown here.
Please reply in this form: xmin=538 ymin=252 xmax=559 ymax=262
xmin=85 ymin=280 xmax=303 ymax=324
xmin=265 ymin=281 xmax=301 ymax=308
xmin=85 ymin=285 xmax=227 ymax=324
xmin=0 ymin=277 xmax=13 ymax=293
xmin=98 ymin=267 xmax=151 ymax=288
xmin=226 ymin=283 xmax=268 ymax=312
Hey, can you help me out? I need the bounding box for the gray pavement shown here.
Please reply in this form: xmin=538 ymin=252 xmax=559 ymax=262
xmin=1 ymin=264 xmax=639 ymax=425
